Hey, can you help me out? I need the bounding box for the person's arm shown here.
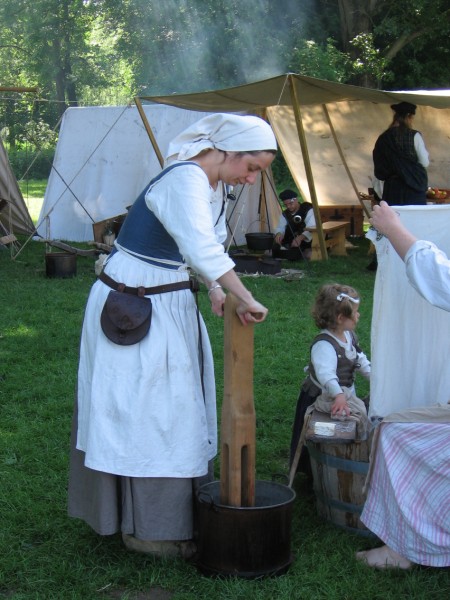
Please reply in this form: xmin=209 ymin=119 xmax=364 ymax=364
xmin=148 ymin=167 xmax=268 ymax=324
xmin=274 ymin=214 xmax=286 ymax=244
xmin=202 ymin=278 xmax=227 ymax=317
xmin=356 ymin=350 xmax=371 ymax=380
xmin=302 ymin=207 xmax=316 ymax=243
xmin=370 ymin=201 xmax=450 ymax=311
xmin=404 ymin=242 xmax=450 ymax=312
xmin=414 ymin=132 xmax=429 ymax=168
xmin=203 ymin=273 xmax=268 ymax=324
xmin=215 ymin=269 xmax=268 ymax=325
xmin=311 ymin=341 xmax=350 ymax=416
xmin=369 ymin=201 xmax=418 ymax=259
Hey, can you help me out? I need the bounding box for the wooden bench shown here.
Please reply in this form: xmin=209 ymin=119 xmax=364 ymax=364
xmin=306 ymin=221 xmax=349 ymax=261
xmin=319 ymin=205 xmax=364 ymax=237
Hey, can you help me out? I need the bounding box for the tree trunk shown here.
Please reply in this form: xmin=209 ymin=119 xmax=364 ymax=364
xmin=338 ymin=0 xmax=373 ymax=53
xmin=338 ymin=0 xmax=381 ymax=87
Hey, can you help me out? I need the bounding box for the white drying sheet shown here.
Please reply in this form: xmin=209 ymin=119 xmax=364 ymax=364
xmin=368 ymin=205 xmax=450 ymax=417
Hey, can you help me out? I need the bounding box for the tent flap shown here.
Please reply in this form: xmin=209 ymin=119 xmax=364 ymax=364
xmin=143 ymin=74 xmax=450 ymax=208
xmin=0 ymin=138 xmax=35 ymax=236
xmin=141 ymin=74 xmax=450 ymax=111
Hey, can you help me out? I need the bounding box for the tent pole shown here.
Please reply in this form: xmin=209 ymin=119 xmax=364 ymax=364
xmin=288 ymin=75 xmax=328 ymax=260
xmin=0 ymin=86 xmax=38 ymax=93
xmin=134 ymin=97 xmax=164 ymax=168
xmin=259 ymin=172 xmax=271 ymax=232
xmin=322 ymin=104 xmax=371 ymax=219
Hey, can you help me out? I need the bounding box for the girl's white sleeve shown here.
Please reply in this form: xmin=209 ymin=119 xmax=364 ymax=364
xmin=356 ymin=351 xmax=371 ymax=380
xmin=311 ymin=340 xmax=342 ymax=397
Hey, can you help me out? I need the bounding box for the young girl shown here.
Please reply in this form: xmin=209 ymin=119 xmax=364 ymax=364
xmin=290 ymin=283 xmax=371 ymax=474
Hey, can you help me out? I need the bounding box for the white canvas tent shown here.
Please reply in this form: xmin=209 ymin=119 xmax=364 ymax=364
xmin=0 ymin=84 xmax=37 ymax=244
xmin=39 ymin=74 xmax=450 ymax=254
xmin=36 ymin=103 xmax=280 ymax=245
xmin=0 ymin=136 xmax=35 ymax=238
xmin=143 ymin=73 xmax=450 ymax=257
xmin=143 ymin=73 xmax=450 ymax=201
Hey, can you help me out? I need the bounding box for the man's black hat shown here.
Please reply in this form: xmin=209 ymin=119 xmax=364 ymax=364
xmin=279 ymin=189 xmax=298 ymax=201
xmin=390 ymin=101 xmax=417 ymax=116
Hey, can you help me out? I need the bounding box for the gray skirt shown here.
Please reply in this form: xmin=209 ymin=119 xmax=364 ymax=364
xmin=68 ymin=406 xmax=214 ymax=541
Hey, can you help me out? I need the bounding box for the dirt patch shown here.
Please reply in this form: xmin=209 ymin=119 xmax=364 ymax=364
xmin=105 ymin=586 xmax=173 ymax=600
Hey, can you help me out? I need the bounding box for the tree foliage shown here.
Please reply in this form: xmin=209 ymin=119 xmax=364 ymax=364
xmin=306 ymin=0 xmax=450 ymax=88
xmin=0 ymin=0 xmax=448 ymax=154
xmin=94 ymin=0 xmax=302 ymax=95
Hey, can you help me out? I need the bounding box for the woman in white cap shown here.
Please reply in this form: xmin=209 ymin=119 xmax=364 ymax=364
xmin=68 ymin=113 xmax=277 ymax=558
xmin=373 ymin=101 xmax=429 ymax=206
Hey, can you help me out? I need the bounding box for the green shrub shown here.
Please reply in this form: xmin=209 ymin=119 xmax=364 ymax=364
xmin=272 ymin=151 xmax=296 ymax=195
xmin=8 ymin=147 xmax=55 ymax=180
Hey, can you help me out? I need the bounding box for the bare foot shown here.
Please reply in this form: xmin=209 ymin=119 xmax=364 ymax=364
xmin=356 ymin=545 xmax=413 ymax=570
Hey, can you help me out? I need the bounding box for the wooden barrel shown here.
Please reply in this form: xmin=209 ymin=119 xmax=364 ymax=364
xmin=306 ymin=438 xmax=373 ymax=536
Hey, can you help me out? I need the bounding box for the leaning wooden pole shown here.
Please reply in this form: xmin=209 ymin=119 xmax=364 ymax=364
xmin=0 ymin=86 xmax=38 ymax=93
xmin=220 ymin=294 xmax=256 ymax=507
xmin=288 ymin=75 xmax=328 ymax=260
xmin=322 ymin=104 xmax=371 ymax=219
xmin=134 ymin=97 xmax=164 ymax=168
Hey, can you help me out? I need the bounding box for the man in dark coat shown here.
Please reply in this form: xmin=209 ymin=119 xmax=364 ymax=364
xmin=373 ymin=102 xmax=429 ymax=206
xmin=272 ymin=189 xmax=316 ymax=260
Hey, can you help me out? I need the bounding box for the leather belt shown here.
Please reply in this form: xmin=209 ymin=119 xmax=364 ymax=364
xmin=99 ymin=270 xmax=199 ymax=296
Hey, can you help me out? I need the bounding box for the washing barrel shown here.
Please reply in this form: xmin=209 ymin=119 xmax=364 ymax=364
xmin=45 ymin=252 xmax=77 ymax=278
xmin=195 ymin=479 xmax=295 ymax=578
xmin=306 ymin=437 xmax=372 ymax=536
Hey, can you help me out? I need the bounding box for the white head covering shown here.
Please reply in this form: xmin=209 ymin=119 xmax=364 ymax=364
xmin=165 ymin=113 xmax=277 ymax=164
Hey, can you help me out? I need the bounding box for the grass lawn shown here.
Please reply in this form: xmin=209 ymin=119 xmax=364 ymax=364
xmin=0 ymin=238 xmax=448 ymax=599
xmin=18 ymin=179 xmax=47 ymax=223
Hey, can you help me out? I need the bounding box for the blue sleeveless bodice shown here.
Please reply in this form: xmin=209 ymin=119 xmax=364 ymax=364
xmin=116 ymin=162 xmax=200 ymax=265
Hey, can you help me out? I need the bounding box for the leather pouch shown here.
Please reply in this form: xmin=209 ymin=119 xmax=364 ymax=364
xmin=101 ymin=290 xmax=152 ymax=345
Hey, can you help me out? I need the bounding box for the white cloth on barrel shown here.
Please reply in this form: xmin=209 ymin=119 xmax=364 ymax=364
xmin=367 ymin=205 xmax=450 ymax=417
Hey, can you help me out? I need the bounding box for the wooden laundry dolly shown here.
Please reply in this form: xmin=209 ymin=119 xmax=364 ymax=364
xmin=194 ymin=293 xmax=295 ymax=578
xmin=220 ymin=293 xmax=256 ymax=507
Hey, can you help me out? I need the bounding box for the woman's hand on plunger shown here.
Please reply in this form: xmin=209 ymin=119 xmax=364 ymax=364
xmin=208 ymin=284 xmax=268 ymax=324
xmin=235 ymin=299 xmax=268 ymax=325
xmin=208 ymin=284 xmax=227 ymax=317
xmin=212 ymin=269 xmax=269 ymax=325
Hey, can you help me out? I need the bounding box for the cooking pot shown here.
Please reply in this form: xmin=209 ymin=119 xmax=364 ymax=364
xmin=233 ymin=254 xmax=282 ymax=275
xmin=245 ymin=232 xmax=274 ymax=251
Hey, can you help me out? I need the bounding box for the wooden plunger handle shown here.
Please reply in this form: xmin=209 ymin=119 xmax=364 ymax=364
xmin=220 ymin=293 xmax=256 ymax=507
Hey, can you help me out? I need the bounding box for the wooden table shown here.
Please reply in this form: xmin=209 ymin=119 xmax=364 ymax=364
xmin=319 ymin=205 xmax=364 ymax=237
xmin=306 ymin=221 xmax=349 ymax=261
